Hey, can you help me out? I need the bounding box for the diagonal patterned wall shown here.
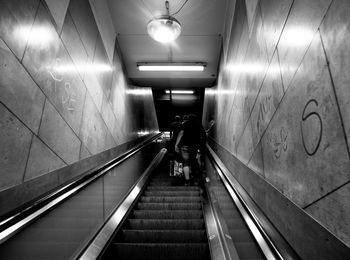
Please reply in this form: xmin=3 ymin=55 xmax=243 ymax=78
xmin=0 ymin=0 xmax=158 ymax=194
xmin=203 ymin=0 xmax=350 ymax=251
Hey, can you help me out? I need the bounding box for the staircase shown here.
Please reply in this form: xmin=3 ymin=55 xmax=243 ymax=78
xmin=103 ymin=164 xmax=210 ymax=260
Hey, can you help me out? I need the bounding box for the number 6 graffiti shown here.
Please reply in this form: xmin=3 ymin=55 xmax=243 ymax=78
xmin=300 ymin=99 xmax=323 ymax=156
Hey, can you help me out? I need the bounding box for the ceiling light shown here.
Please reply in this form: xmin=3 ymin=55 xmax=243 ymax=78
xmin=165 ymin=90 xmax=194 ymax=94
xmin=138 ymin=63 xmax=206 ymax=71
xmin=147 ymin=1 xmax=181 ymax=43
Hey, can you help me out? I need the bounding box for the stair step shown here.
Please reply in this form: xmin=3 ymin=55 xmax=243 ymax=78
xmin=110 ymin=243 xmax=210 ymax=260
xmin=150 ymin=177 xmax=173 ymax=180
xmin=118 ymin=230 xmax=207 ymax=243
xmin=140 ymin=196 xmax=201 ymax=203
xmin=126 ymin=219 xmax=205 ymax=230
xmin=149 ymin=181 xmax=174 ymax=186
xmin=137 ymin=202 xmax=201 ymax=210
xmin=132 ymin=210 xmax=203 ymax=219
xmin=147 ymin=186 xmax=199 ymax=191
xmin=144 ymin=190 xmax=200 ymax=196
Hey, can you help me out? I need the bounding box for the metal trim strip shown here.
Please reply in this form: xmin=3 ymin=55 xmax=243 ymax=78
xmin=202 ymin=179 xmax=240 ymax=260
xmin=206 ymin=144 xmax=283 ymax=260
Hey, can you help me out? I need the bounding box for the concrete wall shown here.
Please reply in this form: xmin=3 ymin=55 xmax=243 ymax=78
xmin=0 ymin=0 xmax=158 ymax=194
xmin=203 ymin=0 xmax=350 ymax=253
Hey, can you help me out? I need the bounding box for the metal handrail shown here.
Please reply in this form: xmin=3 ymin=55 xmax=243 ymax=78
xmin=0 ymin=132 xmax=163 ymax=244
xmin=206 ymin=144 xmax=284 ymax=260
xmin=202 ymin=179 xmax=240 ymax=260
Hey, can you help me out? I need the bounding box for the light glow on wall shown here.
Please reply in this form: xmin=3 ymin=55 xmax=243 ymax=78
xmin=280 ymin=27 xmax=314 ymax=47
xmin=225 ymin=63 xmax=265 ymax=74
xmin=51 ymin=63 xmax=113 ymax=73
xmin=126 ymin=89 xmax=152 ymax=96
xmin=14 ymin=25 xmax=54 ymax=47
xmin=225 ymin=63 xmax=294 ymax=76
xmin=206 ymin=89 xmax=234 ymax=95
xmin=137 ymin=131 xmax=150 ymax=136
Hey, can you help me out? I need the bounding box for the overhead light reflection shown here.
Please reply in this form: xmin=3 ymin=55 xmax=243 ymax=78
xmin=281 ymin=27 xmax=314 ymax=47
xmin=51 ymin=63 xmax=113 ymax=73
xmin=137 ymin=131 xmax=150 ymax=136
xmin=225 ymin=63 xmax=292 ymax=76
xmin=126 ymin=89 xmax=152 ymax=96
xmin=15 ymin=25 xmax=54 ymax=47
xmin=206 ymin=89 xmax=235 ymax=95
xmin=225 ymin=63 xmax=265 ymax=74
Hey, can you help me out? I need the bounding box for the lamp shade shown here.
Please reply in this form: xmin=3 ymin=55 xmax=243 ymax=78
xmin=147 ymin=15 xmax=181 ymax=43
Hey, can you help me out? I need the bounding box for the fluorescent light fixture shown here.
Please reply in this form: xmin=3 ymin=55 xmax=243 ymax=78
xmin=138 ymin=63 xmax=206 ymax=72
xmin=165 ymin=90 xmax=194 ymax=94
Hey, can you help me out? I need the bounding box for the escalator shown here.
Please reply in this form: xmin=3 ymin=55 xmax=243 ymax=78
xmin=101 ymin=161 xmax=210 ymax=260
xmin=0 ymin=135 xmax=295 ymax=260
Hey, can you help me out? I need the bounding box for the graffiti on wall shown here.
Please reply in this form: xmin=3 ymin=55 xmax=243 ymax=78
xmin=267 ymin=126 xmax=288 ymax=159
xmin=256 ymin=94 xmax=273 ymax=134
xmin=48 ymin=58 xmax=76 ymax=112
xmin=300 ymin=99 xmax=323 ymax=156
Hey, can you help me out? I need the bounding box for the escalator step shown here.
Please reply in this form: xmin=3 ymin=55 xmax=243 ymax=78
xmin=235 ymin=242 xmax=264 ymax=259
xmin=144 ymin=191 xmax=200 ymax=196
xmin=149 ymin=181 xmax=174 ymax=186
xmin=110 ymin=242 xmax=210 ymax=260
xmin=147 ymin=186 xmax=199 ymax=191
xmin=140 ymin=196 xmax=201 ymax=203
xmin=125 ymin=219 xmax=205 ymax=230
xmin=137 ymin=202 xmax=201 ymax=210
xmin=132 ymin=210 xmax=203 ymax=219
xmin=117 ymin=230 xmax=207 ymax=243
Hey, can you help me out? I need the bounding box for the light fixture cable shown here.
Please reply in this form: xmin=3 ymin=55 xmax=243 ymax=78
xmin=165 ymin=1 xmax=170 ymax=16
xmin=171 ymin=0 xmax=189 ymax=16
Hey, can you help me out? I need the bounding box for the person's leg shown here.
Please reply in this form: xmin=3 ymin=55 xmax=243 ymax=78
xmin=181 ymin=146 xmax=191 ymax=184
xmin=169 ymin=159 xmax=174 ymax=176
xmin=183 ymin=165 xmax=190 ymax=180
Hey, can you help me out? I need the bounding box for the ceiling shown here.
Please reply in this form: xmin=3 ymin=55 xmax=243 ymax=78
xmin=107 ymin=0 xmax=228 ymax=88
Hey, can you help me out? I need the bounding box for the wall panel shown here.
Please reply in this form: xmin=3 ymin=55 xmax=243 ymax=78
xmin=203 ymin=0 xmax=350 ymax=250
xmin=0 ymin=0 xmax=158 ymax=212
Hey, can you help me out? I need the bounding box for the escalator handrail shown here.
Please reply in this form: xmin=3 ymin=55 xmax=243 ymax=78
xmin=0 ymin=132 xmax=163 ymax=244
xmin=206 ymin=144 xmax=284 ymax=260
xmin=202 ymin=180 xmax=241 ymax=260
xmin=77 ymin=148 xmax=167 ymax=260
